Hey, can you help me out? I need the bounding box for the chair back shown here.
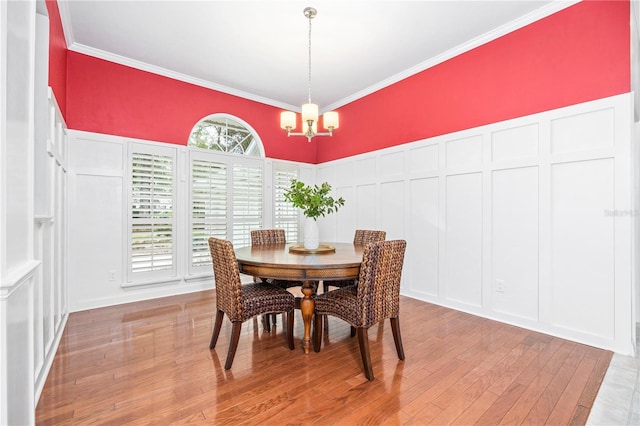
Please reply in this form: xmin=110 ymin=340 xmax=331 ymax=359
xmin=353 ymin=230 xmax=386 ymax=245
xmin=251 ymin=229 xmax=286 ymax=245
xmin=208 ymin=237 xmax=244 ymax=321
xmin=356 ymin=240 xmax=406 ymax=327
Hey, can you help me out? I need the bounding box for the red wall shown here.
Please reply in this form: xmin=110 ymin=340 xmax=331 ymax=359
xmin=318 ymin=0 xmax=630 ymax=163
xmin=63 ymin=0 xmax=629 ymax=164
xmin=66 ymin=53 xmax=317 ymax=163
xmin=46 ymin=0 xmax=67 ymax=117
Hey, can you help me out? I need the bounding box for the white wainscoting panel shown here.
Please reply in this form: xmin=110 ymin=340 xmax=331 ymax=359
xmin=408 ymin=177 xmax=439 ymax=297
xmin=409 ymin=144 xmax=439 ymax=174
xmin=64 ymin=94 xmax=635 ymax=356
xmin=334 ymin=160 xmax=355 ymax=187
xmin=445 ymin=172 xmax=483 ymax=307
xmin=551 ymin=108 xmax=615 ymax=154
xmin=380 ymin=180 xmax=404 ymax=240
xmin=446 ymin=135 xmax=483 ymax=168
xmin=69 ymin=136 xmax=124 ymax=172
xmin=355 ymin=184 xmax=377 ymax=230
xmin=355 ymin=157 xmax=376 ymax=180
xmin=491 ymin=123 xmax=539 ymax=162
xmin=69 ymin=174 xmax=123 ymax=308
xmin=317 ymin=93 xmax=635 ymax=355
xmin=379 ymin=150 xmax=404 ymax=179
xmin=491 ymin=166 xmax=539 ymax=320
xmin=550 ymin=158 xmax=615 ymax=339
xmin=335 ymin=186 xmax=355 ymax=242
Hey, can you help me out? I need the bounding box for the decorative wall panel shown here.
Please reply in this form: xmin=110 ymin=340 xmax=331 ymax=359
xmin=445 ymin=172 xmax=483 ymax=306
xmin=550 ymin=158 xmax=615 ymax=338
xmin=491 ymin=166 xmax=539 ymax=320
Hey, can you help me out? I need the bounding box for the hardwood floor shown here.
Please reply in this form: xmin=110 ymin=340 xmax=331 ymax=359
xmin=36 ymin=290 xmax=612 ymax=425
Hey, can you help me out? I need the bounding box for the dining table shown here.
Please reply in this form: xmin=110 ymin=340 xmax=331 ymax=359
xmin=234 ymin=242 xmax=365 ymax=353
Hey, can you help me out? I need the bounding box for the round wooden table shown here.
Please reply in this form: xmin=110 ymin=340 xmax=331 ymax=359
xmin=235 ymin=242 xmax=365 ymax=353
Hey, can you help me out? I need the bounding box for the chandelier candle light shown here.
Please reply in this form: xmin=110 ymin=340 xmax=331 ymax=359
xmin=280 ymin=7 xmax=339 ymax=142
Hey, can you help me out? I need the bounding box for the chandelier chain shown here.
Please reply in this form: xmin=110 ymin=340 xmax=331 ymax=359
xmin=307 ymin=12 xmax=312 ymax=104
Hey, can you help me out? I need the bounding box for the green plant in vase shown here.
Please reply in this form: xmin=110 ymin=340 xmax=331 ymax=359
xmin=283 ymin=178 xmax=345 ymax=249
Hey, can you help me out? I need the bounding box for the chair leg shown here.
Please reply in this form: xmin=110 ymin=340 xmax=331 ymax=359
xmin=322 ymin=280 xmax=329 ymax=293
xmin=356 ymin=328 xmax=374 ymax=381
xmin=209 ymin=309 xmax=224 ymax=349
xmin=224 ymin=321 xmax=242 ymax=370
xmin=271 ymin=313 xmax=278 ymax=326
xmin=286 ymin=309 xmax=295 ymax=350
xmin=313 ymin=314 xmax=323 ymax=352
xmin=350 ymin=326 xmax=356 ymax=337
xmin=263 ymin=315 xmax=271 ymax=332
xmin=390 ymin=317 xmax=405 ymax=360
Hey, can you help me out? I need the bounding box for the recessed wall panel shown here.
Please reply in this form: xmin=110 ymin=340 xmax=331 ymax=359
xmin=355 ymin=184 xmax=376 ymax=229
xmin=335 ymin=161 xmax=354 ymax=186
xmin=380 ymin=181 xmax=404 ymax=239
xmin=408 ymin=177 xmax=439 ymax=296
xmin=379 ymin=151 xmax=404 ymax=178
xmin=491 ymin=124 xmax=539 ymax=162
xmin=492 ymin=167 xmax=539 ymax=320
xmin=446 ymin=135 xmax=482 ymax=168
xmin=69 ymin=138 xmax=123 ymax=171
xmin=335 ymin=186 xmax=355 ymax=242
xmin=445 ymin=173 xmax=482 ymax=306
xmin=551 ymin=158 xmax=615 ymax=338
xmin=551 ymin=108 xmax=614 ymax=154
xmin=355 ymin=157 xmax=376 ymax=180
xmin=69 ymin=175 xmax=123 ymax=306
xmin=409 ymin=144 xmax=439 ymax=174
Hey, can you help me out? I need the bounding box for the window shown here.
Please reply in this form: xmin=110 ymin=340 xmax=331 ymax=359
xmin=191 ymin=157 xmax=227 ymax=269
xmin=129 ymin=144 xmax=176 ymax=279
xmin=273 ymin=166 xmax=300 ymax=243
xmin=188 ymin=114 xmax=263 ymax=157
xmin=188 ymin=151 xmax=264 ymax=274
xmin=231 ymin=163 xmax=263 ymax=247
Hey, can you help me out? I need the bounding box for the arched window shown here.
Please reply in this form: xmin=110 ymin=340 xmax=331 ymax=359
xmin=187 ymin=114 xmax=264 ymax=157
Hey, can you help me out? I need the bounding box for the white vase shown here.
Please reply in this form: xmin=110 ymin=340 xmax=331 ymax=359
xmin=303 ymin=217 xmax=320 ymax=249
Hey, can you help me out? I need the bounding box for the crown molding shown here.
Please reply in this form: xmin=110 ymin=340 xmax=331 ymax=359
xmin=58 ymin=0 xmax=578 ymax=114
xmin=323 ymin=0 xmax=580 ymax=112
xmin=56 ymin=0 xmax=74 ymax=51
xmin=67 ymin=42 xmax=300 ymax=112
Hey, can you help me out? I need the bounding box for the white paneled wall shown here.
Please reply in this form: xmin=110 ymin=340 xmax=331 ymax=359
xmin=66 ymin=93 xmax=636 ymax=356
xmin=1 ymin=3 xmax=69 ymax=423
xmin=66 ymin=134 xmax=313 ymax=311
xmin=321 ymin=93 xmax=635 ymax=355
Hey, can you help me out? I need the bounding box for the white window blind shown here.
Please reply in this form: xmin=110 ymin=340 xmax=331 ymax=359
xmin=130 ymin=150 xmax=175 ymax=276
xmin=232 ymin=163 xmax=263 ymax=247
xmin=273 ymin=167 xmax=300 ymax=243
xmin=191 ymin=158 xmax=228 ymax=268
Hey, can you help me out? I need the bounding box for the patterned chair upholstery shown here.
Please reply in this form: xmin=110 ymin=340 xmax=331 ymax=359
xmin=208 ymin=237 xmax=295 ymax=370
xmin=313 ymin=240 xmax=406 ymax=381
xmin=322 ymin=229 xmax=386 ymax=293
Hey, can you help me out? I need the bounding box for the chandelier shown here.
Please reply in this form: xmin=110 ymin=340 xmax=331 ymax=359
xmin=280 ymin=7 xmax=339 ymax=142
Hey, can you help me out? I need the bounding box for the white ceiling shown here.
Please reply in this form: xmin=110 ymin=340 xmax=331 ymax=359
xmin=57 ymin=0 xmax=575 ymax=112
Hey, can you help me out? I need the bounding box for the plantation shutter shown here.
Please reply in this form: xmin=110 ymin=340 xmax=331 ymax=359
xmin=273 ymin=167 xmax=300 ymax=243
xmin=232 ymin=163 xmax=263 ymax=247
xmin=191 ymin=158 xmax=228 ymax=269
xmin=130 ymin=149 xmax=176 ymax=277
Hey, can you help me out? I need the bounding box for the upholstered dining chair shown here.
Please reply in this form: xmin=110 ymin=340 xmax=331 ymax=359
xmin=313 ymin=239 xmax=406 ymax=381
xmin=250 ymin=229 xmax=305 ymax=331
xmin=208 ymin=237 xmax=295 ymax=370
xmin=322 ymin=229 xmax=386 ymax=293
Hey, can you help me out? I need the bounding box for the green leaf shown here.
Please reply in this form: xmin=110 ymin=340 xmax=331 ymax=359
xmin=283 ymin=178 xmax=345 ymax=219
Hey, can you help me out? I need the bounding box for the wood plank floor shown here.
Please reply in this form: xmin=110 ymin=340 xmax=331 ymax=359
xmin=36 ymin=290 xmax=612 ymax=425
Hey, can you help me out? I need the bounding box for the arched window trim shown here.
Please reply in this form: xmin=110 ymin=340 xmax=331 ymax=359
xmin=187 ymin=113 xmax=266 ymax=158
